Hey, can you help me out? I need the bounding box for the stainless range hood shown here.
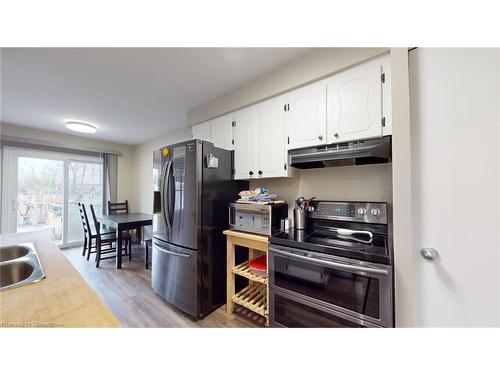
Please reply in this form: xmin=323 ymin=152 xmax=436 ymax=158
xmin=288 ymin=136 xmax=391 ymax=169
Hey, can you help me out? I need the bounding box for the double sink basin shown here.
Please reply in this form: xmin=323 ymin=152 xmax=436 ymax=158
xmin=0 ymin=243 xmax=46 ymax=292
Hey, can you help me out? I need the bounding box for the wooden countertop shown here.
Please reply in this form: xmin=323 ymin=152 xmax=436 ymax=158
xmin=223 ymin=229 xmax=269 ymax=243
xmin=0 ymin=230 xmax=121 ymax=328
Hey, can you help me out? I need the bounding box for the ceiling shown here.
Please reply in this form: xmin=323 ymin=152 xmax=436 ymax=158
xmin=1 ymin=48 xmax=310 ymax=145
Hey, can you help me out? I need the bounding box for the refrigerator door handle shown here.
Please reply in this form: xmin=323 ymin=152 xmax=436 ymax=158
xmin=162 ymin=160 xmax=172 ymax=229
xmin=168 ymin=161 xmax=175 ymax=224
xmin=154 ymin=240 xmax=191 ymax=258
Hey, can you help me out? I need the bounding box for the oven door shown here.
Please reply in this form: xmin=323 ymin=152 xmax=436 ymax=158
xmin=270 ymin=287 xmax=380 ymax=328
xmin=269 ymin=244 xmax=393 ymax=327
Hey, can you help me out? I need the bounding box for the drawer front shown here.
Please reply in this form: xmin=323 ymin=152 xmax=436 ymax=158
xmin=269 ymin=287 xmax=380 ymax=328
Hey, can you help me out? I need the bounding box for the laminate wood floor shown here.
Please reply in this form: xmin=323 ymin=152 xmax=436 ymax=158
xmin=64 ymin=245 xmax=265 ymax=328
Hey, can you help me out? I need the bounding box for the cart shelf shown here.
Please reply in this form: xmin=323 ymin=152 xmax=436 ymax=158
xmin=232 ymin=284 xmax=267 ymax=317
xmin=232 ymin=260 xmax=268 ymax=284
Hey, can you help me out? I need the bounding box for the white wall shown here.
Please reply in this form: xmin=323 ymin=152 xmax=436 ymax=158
xmin=251 ymin=164 xmax=393 ymax=216
xmin=390 ymin=49 xmax=413 ymax=327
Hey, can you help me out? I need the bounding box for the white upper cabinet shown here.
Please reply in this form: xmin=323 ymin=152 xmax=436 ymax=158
xmin=210 ymin=114 xmax=233 ymax=150
xmin=284 ymin=80 xmax=327 ymax=150
xmin=232 ymin=107 xmax=258 ymax=180
xmin=192 ymin=121 xmax=211 ymax=141
xmin=327 ymin=54 xmax=390 ymax=143
xmin=255 ymin=96 xmax=287 ymax=178
xmin=193 ymin=54 xmax=392 ymax=180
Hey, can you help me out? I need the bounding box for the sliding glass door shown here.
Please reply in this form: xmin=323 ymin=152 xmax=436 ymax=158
xmin=2 ymin=147 xmax=103 ymax=248
xmin=17 ymin=156 xmax=65 ymax=240
xmin=67 ymin=161 xmax=103 ymax=243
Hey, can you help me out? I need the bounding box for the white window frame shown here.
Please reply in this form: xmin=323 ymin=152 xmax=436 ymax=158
xmin=1 ymin=146 xmax=102 ymax=248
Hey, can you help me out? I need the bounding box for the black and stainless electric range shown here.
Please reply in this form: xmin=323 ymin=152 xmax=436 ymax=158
xmin=268 ymin=200 xmax=393 ymax=328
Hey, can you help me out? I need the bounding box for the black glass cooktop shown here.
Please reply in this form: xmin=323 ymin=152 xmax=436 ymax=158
xmin=270 ymin=229 xmax=391 ymax=265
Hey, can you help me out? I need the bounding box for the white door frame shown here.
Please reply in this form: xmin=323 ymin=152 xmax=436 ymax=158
xmin=1 ymin=146 xmax=102 ymax=248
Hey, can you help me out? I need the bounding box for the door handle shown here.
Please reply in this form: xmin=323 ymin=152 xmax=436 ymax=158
xmin=270 ymin=247 xmax=388 ymax=276
xmin=420 ymin=248 xmax=439 ymax=261
xmin=154 ymin=241 xmax=190 ymax=258
xmin=168 ymin=164 xmax=175 ymax=224
xmin=163 ymin=161 xmax=172 ymax=229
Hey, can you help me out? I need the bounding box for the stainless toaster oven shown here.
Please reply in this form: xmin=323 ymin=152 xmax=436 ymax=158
xmin=229 ymin=202 xmax=288 ymax=236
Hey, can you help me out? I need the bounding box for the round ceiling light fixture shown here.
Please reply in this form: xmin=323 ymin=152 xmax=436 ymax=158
xmin=65 ymin=120 xmax=97 ymax=133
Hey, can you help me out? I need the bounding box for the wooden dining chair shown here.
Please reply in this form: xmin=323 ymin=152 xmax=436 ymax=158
xmin=108 ymin=200 xmax=141 ymax=244
xmin=89 ymin=204 xmax=131 ymax=268
xmin=78 ymin=203 xmax=116 ymax=260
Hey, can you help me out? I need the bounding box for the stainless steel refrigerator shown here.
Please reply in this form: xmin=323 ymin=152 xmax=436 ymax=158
xmin=151 ymin=139 xmax=247 ymax=318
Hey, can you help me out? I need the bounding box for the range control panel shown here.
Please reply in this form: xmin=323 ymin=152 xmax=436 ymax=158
xmin=308 ymin=201 xmax=387 ymax=225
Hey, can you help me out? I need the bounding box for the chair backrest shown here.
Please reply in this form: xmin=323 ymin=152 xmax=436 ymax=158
xmin=89 ymin=204 xmax=101 ymax=237
xmin=78 ymin=203 xmax=93 ymax=238
xmin=108 ymin=200 xmax=129 ymax=214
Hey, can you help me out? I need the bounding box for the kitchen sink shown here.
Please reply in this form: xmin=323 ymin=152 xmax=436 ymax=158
xmin=1 ymin=262 xmax=35 ymax=288
xmin=0 ymin=243 xmax=46 ymax=292
xmin=0 ymin=245 xmax=31 ymax=262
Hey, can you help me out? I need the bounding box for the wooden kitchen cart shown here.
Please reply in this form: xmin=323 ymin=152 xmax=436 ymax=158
xmin=223 ymin=230 xmax=269 ymax=326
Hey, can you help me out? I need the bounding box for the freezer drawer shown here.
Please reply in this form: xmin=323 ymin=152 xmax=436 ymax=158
xmin=151 ymin=238 xmax=199 ymax=317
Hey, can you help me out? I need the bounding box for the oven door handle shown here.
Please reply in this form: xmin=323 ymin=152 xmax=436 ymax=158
xmin=270 ymin=248 xmax=388 ymax=276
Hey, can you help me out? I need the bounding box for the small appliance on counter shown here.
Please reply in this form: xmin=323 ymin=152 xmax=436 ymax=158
xmin=229 ymin=202 xmax=288 ymax=236
xmin=228 ymin=187 xmax=288 ymax=236
xmin=268 ymin=200 xmax=393 ymax=328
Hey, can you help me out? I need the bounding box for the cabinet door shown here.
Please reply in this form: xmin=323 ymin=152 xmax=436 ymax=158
xmin=232 ymin=107 xmax=258 ymax=180
xmin=210 ymin=114 xmax=233 ymax=150
xmin=256 ymin=96 xmax=287 ymax=178
xmin=192 ymin=121 xmax=211 ymax=142
xmin=327 ymin=59 xmax=383 ymax=143
xmin=285 ymin=80 xmax=327 ymax=150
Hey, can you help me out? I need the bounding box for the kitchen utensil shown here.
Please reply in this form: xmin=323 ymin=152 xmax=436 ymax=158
xmin=294 ymin=208 xmax=307 ymax=230
xmin=303 ymin=196 xmax=316 ymax=211
xmin=296 ymin=196 xmax=305 ymax=209
xmin=334 ymin=227 xmax=373 ymax=240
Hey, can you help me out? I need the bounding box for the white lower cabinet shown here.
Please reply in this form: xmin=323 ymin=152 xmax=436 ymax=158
xmin=255 ymin=96 xmax=287 ymax=178
xmin=232 ymin=107 xmax=258 ymax=180
xmin=327 ymin=55 xmax=390 ymax=143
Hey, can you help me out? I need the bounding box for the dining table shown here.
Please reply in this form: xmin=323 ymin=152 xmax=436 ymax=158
xmin=96 ymin=212 xmax=153 ymax=269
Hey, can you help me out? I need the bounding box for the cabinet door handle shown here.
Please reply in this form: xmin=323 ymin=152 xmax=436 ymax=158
xmin=249 ymin=171 xmax=254 ymax=176
xmin=421 ymin=248 xmax=439 ymax=261
xmin=258 ymin=170 xmax=263 ymax=175
xmin=318 ymin=135 xmax=323 ymax=140
xmin=334 ymin=132 xmax=339 ymax=138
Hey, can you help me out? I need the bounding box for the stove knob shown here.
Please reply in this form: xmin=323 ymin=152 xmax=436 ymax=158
xmin=357 ymin=208 xmax=366 ymax=215
xmin=371 ymin=208 xmax=381 ymax=216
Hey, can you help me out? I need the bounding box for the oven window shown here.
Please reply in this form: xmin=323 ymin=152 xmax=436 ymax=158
xmin=273 ymin=255 xmax=380 ymax=319
xmin=273 ymin=293 xmax=367 ymax=328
